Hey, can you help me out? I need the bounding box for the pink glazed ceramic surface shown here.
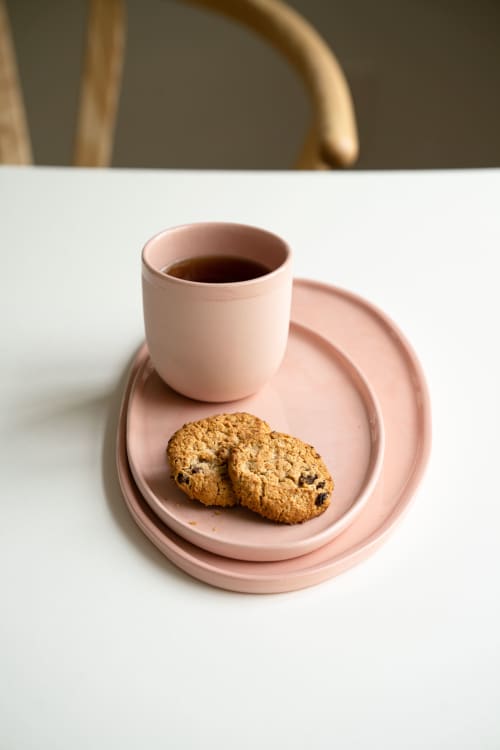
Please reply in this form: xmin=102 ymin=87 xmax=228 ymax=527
xmin=142 ymin=223 xmax=293 ymax=402
xmin=116 ymin=280 xmax=432 ymax=594
xmin=126 ymin=322 xmax=385 ymax=562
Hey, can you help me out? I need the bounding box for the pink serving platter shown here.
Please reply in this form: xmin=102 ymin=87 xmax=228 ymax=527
xmin=116 ymin=279 xmax=431 ymax=594
xmin=126 ymin=322 xmax=385 ymax=562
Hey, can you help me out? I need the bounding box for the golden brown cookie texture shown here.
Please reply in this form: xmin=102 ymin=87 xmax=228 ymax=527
xmin=228 ymin=431 xmax=334 ymax=523
xmin=167 ymin=412 xmax=271 ymax=507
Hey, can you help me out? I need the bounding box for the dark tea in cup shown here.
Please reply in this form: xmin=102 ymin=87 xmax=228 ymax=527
xmin=163 ymin=255 xmax=269 ymax=284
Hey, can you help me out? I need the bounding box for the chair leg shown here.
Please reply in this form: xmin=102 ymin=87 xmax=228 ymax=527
xmin=73 ymin=0 xmax=126 ymax=167
xmin=0 ymin=0 xmax=32 ymax=164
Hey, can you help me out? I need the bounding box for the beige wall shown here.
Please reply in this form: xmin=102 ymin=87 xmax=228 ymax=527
xmin=8 ymin=0 xmax=500 ymax=169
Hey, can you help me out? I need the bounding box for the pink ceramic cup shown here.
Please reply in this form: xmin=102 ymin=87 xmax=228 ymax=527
xmin=141 ymin=222 xmax=293 ymax=402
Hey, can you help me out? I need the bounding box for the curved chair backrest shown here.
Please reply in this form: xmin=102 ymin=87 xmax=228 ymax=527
xmin=0 ymin=0 xmax=358 ymax=169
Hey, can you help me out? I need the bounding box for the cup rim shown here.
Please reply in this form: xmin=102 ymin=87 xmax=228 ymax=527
xmin=141 ymin=221 xmax=292 ymax=288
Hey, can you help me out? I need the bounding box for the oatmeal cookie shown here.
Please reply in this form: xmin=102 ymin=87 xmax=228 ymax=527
xmin=167 ymin=412 xmax=271 ymax=507
xmin=228 ymin=431 xmax=333 ymax=523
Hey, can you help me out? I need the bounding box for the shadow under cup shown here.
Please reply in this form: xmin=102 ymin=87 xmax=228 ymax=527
xmin=141 ymin=222 xmax=293 ymax=402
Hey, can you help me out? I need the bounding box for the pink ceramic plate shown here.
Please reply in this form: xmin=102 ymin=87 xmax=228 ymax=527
xmin=126 ymin=323 xmax=385 ymax=562
xmin=116 ymin=279 xmax=432 ymax=594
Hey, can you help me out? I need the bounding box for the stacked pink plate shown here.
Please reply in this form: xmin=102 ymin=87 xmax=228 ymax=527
xmin=116 ymin=279 xmax=431 ymax=593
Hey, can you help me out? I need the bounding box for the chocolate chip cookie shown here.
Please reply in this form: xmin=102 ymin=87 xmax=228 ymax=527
xmin=167 ymin=412 xmax=271 ymax=507
xmin=228 ymin=431 xmax=334 ymax=523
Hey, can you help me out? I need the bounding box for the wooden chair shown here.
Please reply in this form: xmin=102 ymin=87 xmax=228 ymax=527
xmin=0 ymin=0 xmax=358 ymax=169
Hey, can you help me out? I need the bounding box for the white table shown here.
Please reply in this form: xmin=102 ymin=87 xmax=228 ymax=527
xmin=1 ymin=166 xmax=499 ymax=749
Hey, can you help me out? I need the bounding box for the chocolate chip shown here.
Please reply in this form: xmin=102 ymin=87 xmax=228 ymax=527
xmin=177 ymin=472 xmax=189 ymax=485
xmin=316 ymin=481 xmax=325 ymax=489
xmin=315 ymin=492 xmax=328 ymax=506
xmin=191 ymin=467 xmax=201 ymax=474
xmin=299 ymin=473 xmax=318 ymax=487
